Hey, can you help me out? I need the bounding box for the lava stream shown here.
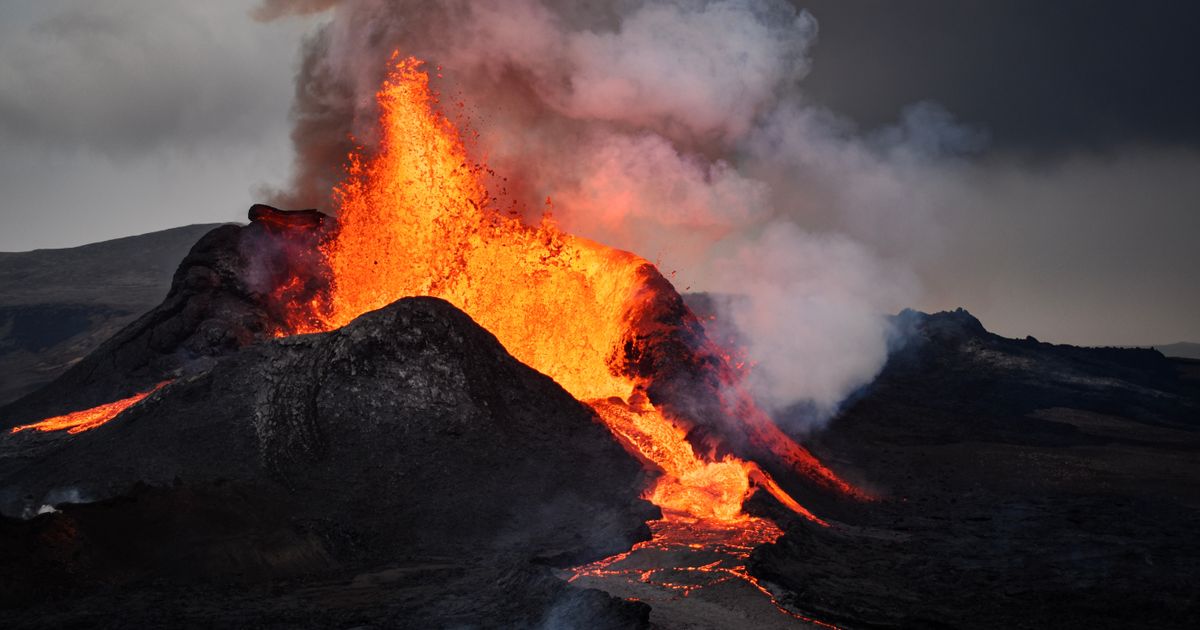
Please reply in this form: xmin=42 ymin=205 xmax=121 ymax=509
xmin=9 ymin=381 xmax=171 ymax=435
xmin=568 ymin=515 xmax=841 ymax=628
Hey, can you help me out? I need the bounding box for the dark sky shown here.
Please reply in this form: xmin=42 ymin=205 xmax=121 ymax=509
xmin=0 ymin=0 xmax=1195 ymax=346
xmin=797 ymin=0 xmax=1200 ymax=154
xmin=788 ymin=0 xmax=1200 ymax=346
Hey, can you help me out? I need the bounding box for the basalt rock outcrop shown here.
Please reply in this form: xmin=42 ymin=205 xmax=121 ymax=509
xmin=0 ymin=297 xmax=655 ymax=628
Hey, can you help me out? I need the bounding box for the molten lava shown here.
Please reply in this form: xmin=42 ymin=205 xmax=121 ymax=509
xmin=10 ymin=382 xmax=170 ymax=435
xmin=275 ymin=55 xmax=858 ymax=526
xmin=569 ymin=514 xmax=841 ymax=626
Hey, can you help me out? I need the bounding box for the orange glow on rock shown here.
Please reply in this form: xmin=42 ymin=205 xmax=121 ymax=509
xmin=568 ymin=514 xmax=842 ymax=626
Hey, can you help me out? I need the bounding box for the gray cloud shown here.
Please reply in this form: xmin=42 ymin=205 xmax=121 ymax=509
xmin=252 ymin=0 xmax=341 ymax=21
xmin=0 ymin=0 xmax=314 ymax=251
xmin=0 ymin=2 xmax=306 ymax=156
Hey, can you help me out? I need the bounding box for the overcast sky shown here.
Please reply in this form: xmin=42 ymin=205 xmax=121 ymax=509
xmin=0 ymin=1 xmax=307 ymax=248
xmin=0 ymin=1 xmax=1196 ymax=346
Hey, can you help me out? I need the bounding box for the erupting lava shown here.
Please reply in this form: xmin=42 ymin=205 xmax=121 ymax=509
xmin=276 ymin=54 xmax=858 ymax=527
xmin=10 ymin=382 xmax=170 ymax=435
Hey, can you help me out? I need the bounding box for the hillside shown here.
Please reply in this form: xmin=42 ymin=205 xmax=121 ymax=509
xmin=0 ymin=224 xmax=224 ymax=404
xmin=1156 ymin=342 xmax=1200 ymax=360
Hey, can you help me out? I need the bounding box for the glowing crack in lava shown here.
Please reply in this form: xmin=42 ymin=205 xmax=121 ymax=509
xmin=569 ymin=516 xmax=840 ymax=627
xmin=9 ymin=382 xmax=171 ymax=435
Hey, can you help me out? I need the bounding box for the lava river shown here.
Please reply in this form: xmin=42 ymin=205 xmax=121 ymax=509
xmin=9 ymin=382 xmax=171 ymax=435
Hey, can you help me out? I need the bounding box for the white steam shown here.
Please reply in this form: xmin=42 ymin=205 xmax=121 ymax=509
xmin=553 ymin=1 xmax=814 ymax=142
xmin=260 ymin=0 xmax=980 ymax=426
xmin=709 ymin=223 xmax=917 ymax=419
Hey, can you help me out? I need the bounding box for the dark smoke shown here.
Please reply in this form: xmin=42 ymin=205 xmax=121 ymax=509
xmin=266 ymin=28 xmax=356 ymax=210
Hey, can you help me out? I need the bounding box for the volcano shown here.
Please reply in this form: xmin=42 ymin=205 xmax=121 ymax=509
xmin=0 ymin=56 xmax=866 ymax=628
xmin=3 ymin=54 xmax=1199 ymax=630
xmin=265 ymin=57 xmax=862 ymax=522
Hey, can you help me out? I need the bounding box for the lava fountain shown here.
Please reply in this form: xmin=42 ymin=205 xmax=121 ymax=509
xmin=6 ymin=55 xmax=857 ymax=621
xmin=275 ymin=54 xmax=861 ymax=529
xmin=5 ymin=54 xmax=859 ymax=531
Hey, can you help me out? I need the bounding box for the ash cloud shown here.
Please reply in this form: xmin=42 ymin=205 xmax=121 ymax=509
xmin=252 ymin=0 xmax=341 ymax=21
xmin=256 ymin=0 xmax=981 ymax=428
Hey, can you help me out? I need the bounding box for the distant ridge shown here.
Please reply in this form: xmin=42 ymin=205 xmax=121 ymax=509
xmin=0 ymin=223 xmax=226 ymax=404
xmin=1153 ymin=342 xmax=1200 ymax=360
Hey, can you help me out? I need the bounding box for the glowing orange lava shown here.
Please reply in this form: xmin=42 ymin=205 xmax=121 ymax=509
xmin=277 ymin=55 xmax=857 ymax=526
xmin=569 ymin=514 xmax=842 ymax=627
xmin=10 ymin=382 xmax=171 ymax=435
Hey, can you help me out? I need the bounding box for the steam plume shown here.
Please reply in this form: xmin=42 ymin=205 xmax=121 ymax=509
xmin=259 ymin=0 xmax=977 ymax=427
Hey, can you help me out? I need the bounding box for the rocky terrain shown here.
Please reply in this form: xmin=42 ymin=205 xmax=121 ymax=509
xmin=753 ymin=309 xmax=1200 ymax=629
xmin=0 ymin=212 xmax=329 ymax=430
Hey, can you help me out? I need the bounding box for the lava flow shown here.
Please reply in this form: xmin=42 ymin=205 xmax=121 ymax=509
xmin=9 ymin=381 xmax=171 ymax=435
xmin=569 ymin=515 xmax=840 ymax=627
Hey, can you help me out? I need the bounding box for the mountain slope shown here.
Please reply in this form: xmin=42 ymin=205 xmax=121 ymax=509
xmin=0 ymin=224 xmax=223 ymax=404
xmin=1155 ymin=341 xmax=1200 ymax=360
xmin=755 ymin=309 xmax=1200 ymax=629
xmin=0 ymin=297 xmax=653 ymax=627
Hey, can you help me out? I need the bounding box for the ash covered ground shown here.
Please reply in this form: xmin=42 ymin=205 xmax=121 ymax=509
xmin=0 ymin=222 xmax=1197 ymax=628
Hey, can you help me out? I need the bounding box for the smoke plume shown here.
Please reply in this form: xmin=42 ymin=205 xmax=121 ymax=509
xmin=259 ymin=0 xmax=978 ymax=427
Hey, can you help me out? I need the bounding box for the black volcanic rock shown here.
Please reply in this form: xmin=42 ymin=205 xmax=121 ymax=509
xmin=755 ymin=309 xmax=1200 ymax=629
xmin=248 ymin=203 xmax=328 ymax=230
xmin=0 ymin=297 xmax=654 ymax=628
